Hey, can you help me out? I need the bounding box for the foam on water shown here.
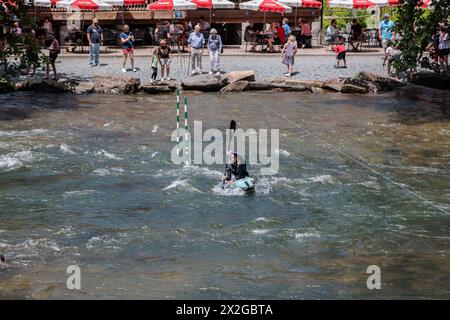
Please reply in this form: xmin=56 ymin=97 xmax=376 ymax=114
xmin=212 ymin=183 xmax=246 ymax=196
xmin=59 ymin=143 xmax=77 ymax=155
xmin=0 ymin=150 xmax=37 ymax=172
xmin=163 ymin=179 xmax=202 ymax=193
xmin=294 ymin=232 xmax=320 ymax=240
xmin=275 ymin=149 xmax=290 ymax=157
xmin=63 ymin=190 xmax=96 ymax=197
xmin=0 ymin=129 xmax=48 ymax=137
xmin=93 ymin=150 xmax=123 ymax=160
xmin=92 ymin=167 xmax=125 ymax=176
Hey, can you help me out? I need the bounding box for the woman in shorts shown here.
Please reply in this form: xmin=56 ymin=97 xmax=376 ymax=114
xmin=157 ymin=39 xmax=172 ymax=81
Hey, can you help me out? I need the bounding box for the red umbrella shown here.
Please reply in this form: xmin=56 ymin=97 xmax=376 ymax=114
xmin=327 ymin=0 xmax=375 ymax=9
xmin=190 ymin=0 xmax=212 ymax=8
xmin=300 ymin=0 xmax=322 ymax=7
xmin=148 ymin=0 xmax=197 ymax=11
xmin=239 ymin=0 xmax=293 ymax=13
xmin=57 ymin=0 xmax=113 ymax=10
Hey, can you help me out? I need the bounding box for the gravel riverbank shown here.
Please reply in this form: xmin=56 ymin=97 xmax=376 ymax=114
xmin=48 ymin=55 xmax=386 ymax=83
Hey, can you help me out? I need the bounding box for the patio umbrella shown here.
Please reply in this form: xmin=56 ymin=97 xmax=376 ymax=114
xmin=102 ymin=0 xmax=146 ymax=25
xmin=369 ymin=0 xmax=400 ymax=5
xmin=327 ymin=0 xmax=375 ymax=9
xmin=57 ymin=0 xmax=113 ymax=51
xmin=190 ymin=0 xmax=235 ymax=24
xmin=239 ymin=0 xmax=292 ymax=13
xmin=57 ymin=0 xmax=113 ymax=10
xmin=277 ymin=0 xmax=321 ymax=27
xmin=240 ymin=0 xmax=292 ymax=31
xmin=148 ymin=0 xmax=197 ymax=11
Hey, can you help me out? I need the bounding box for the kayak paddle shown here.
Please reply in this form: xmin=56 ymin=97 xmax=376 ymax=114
xmin=222 ymin=120 xmax=236 ymax=189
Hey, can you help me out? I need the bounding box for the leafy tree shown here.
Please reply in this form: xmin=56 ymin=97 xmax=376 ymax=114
xmin=394 ymin=0 xmax=450 ymax=75
xmin=1 ymin=0 xmax=45 ymax=81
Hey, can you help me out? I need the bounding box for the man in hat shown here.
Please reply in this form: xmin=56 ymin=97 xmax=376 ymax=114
xmin=378 ymin=13 xmax=395 ymax=52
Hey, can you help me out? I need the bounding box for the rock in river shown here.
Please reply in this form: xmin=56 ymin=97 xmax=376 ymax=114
xmin=181 ymin=74 xmax=225 ymax=92
xmin=220 ymin=80 xmax=250 ymax=93
xmin=93 ymin=75 xmax=140 ymax=94
xmin=225 ymin=70 xmax=256 ymax=84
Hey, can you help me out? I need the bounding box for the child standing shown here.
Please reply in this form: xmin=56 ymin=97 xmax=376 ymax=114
xmin=383 ymin=41 xmax=400 ymax=79
xmin=332 ymin=37 xmax=347 ymax=68
xmin=150 ymin=48 xmax=159 ymax=83
xmin=281 ymin=35 xmax=297 ymax=77
xmin=45 ymin=33 xmax=60 ymax=80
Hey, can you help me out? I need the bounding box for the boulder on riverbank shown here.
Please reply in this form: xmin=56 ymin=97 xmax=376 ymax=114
xmin=16 ymin=78 xmax=78 ymax=93
xmin=271 ymin=78 xmax=323 ymax=90
xmin=248 ymin=81 xmax=311 ymax=92
xmin=93 ymin=75 xmax=140 ymax=94
xmin=141 ymin=81 xmax=177 ymax=94
xmin=408 ymin=71 xmax=450 ymax=91
xmin=225 ymin=70 xmax=256 ymax=84
xmin=319 ymin=72 xmax=405 ymax=94
xmin=181 ymin=74 xmax=225 ymax=92
xmin=220 ymin=80 xmax=250 ymax=93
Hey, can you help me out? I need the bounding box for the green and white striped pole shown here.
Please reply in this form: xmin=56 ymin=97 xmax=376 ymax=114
xmin=176 ymin=89 xmax=180 ymax=155
xmin=184 ymin=96 xmax=189 ymax=167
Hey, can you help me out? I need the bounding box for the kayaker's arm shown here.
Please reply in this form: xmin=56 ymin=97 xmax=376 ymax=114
xmin=224 ymin=164 xmax=232 ymax=181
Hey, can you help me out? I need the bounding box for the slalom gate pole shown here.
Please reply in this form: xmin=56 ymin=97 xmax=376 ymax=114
xmin=176 ymin=89 xmax=180 ymax=155
xmin=184 ymin=96 xmax=189 ymax=167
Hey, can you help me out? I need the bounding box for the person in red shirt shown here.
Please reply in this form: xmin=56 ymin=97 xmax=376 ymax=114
xmin=275 ymin=21 xmax=286 ymax=46
xmin=332 ymin=36 xmax=347 ymax=68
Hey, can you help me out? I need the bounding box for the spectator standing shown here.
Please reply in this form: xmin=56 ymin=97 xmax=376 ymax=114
xmin=301 ymin=19 xmax=312 ymax=48
xmin=367 ymin=10 xmax=377 ymax=30
xmin=156 ymin=39 xmax=172 ymax=81
xmin=120 ymin=25 xmax=136 ymax=73
xmin=438 ymin=27 xmax=449 ymax=74
xmin=378 ymin=13 xmax=395 ymax=52
xmin=150 ymin=48 xmax=159 ymax=83
xmin=42 ymin=17 xmax=53 ymax=34
xmin=10 ymin=21 xmax=22 ymax=37
xmin=207 ymin=28 xmax=222 ymax=75
xmin=25 ymin=30 xmax=40 ymax=77
xmin=45 ymin=33 xmax=60 ymax=80
xmin=187 ymin=24 xmax=205 ymax=75
xmin=282 ymin=18 xmax=291 ymax=38
xmin=87 ymin=18 xmax=103 ymax=66
xmin=281 ymin=35 xmax=297 ymax=77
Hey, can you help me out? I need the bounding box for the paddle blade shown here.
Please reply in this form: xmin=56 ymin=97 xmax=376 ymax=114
xmin=230 ymin=120 xmax=236 ymax=131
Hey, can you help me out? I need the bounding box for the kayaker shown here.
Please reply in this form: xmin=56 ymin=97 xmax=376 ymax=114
xmin=223 ymin=152 xmax=249 ymax=181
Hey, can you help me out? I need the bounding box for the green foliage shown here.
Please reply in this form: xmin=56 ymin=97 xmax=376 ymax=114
xmin=1 ymin=0 xmax=46 ymax=81
xmin=322 ymin=2 xmax=374 ymax=30
xmin=394 ymin=0 xmax=450 ymax=74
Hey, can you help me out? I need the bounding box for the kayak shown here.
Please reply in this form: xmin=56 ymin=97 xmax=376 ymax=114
xmin=225 ymin=177 xmax=255 ymax=191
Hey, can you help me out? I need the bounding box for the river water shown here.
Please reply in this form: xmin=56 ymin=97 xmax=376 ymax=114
xmin=0 ymin=87 xmax=449 ymax=299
